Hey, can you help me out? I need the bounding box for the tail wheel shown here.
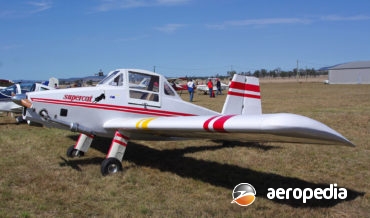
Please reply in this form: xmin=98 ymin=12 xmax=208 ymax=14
xmin=101 ymin=158 xmax=123 ymax=176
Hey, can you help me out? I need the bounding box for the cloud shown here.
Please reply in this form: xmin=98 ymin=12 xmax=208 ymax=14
xmin=27 ymin=0 xmax=53 ymax=13
xmin=94 ymin=0 xmax=191 ymax=12
xmin=207 ymin=14 xmax=370 ymax=30
xmin=0 ymin=1 xmax=52 ymax=18
xmin=156 ymin=0 xmax=190 ymax=5
xmin=207 ymin=17 xmax=312 ymax=30
xmin=154 ymin=23 xmax=185 ymax=33
xmin=228 ymin=17 xmax=311 ymax=26
xmin=320 ymin=14 xmax=370 ymax=21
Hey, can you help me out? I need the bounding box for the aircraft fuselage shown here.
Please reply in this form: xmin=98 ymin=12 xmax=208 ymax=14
xmin=25 ymin=69 xmax=218 ymax=138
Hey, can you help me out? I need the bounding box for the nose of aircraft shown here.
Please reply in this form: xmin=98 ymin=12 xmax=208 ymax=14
xmin=12 ymin=93 xmax=32 ymax=108
xmin=12 ymin=93 xmax=26 ymax=106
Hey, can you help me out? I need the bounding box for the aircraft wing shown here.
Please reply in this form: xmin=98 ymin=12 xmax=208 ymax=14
xmin=103 ymin=113 xmax=354 ymax=146
xmin=0 ymin=100 xmax=22 ymax=113
xmin=196 ymin=84 xmax=207 ymax=90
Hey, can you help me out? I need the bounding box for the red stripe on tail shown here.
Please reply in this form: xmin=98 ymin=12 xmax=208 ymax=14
xmin=229 ymin=81 xmax=260 ymax=92
xmin=227 ymin=91 xmax=261 ymax=99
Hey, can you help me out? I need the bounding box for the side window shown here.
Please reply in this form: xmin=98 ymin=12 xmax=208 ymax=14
xmin=30 ymin=84 xmax=36 ymax=92
xmin=129 ymin=71 xmax=159 ymax=102
xmin=164 ymin=81 xmax=176 ymax=96
xmin=112 ymin=74 xmax=123 ymax=86
xmin=98 ymin=70 xmax=119 ymax=85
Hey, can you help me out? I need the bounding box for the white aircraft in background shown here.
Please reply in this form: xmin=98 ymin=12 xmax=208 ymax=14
xmin=1 ymin=82 xmax=53 ymax=115
xmin=197 ymin=77 xmax=229 ymax=94
xmin=13 ymin=69 xmax=354 ymax=176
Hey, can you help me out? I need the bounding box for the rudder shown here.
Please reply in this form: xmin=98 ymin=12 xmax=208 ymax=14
xmin=221 ymin=74 xmax=262 ymax=115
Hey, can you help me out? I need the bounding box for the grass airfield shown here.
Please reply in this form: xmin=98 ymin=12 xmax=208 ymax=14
xmin=0 ymin=81 xmax=369 ymax=217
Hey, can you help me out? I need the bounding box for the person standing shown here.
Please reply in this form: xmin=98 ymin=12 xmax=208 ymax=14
xmin=187 ymin=78 xmax=195 ymax=102
xmin=216 ymin=78 xmax=222 ymax=95
xmin=207 ymin=79 xmax=213 ymax=98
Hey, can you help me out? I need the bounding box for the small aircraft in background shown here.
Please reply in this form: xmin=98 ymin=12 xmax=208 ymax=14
xmin=196 ymin=77 xmax=229 ymax=94
xmin=167 ymin=77 xmax=189 ymax=94
xmin=13 ymin=69 xmax=354 ymax=176
xmin=1 ymin=82 xmax=54 ymax=122
xmin=0 ymin=79 xmax=14 ymax=89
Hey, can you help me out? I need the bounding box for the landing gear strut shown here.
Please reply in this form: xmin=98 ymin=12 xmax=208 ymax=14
xmin=66 ymin=133 xmax=94 ymax=157
xmin=66 ymin=131 xmax=129 ymax=176
xmin=101 ymin=131 xmax=129 ymax=176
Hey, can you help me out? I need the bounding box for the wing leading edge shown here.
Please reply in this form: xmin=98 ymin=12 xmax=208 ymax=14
xmin=103 ymin=114 xmax=354 ymax=146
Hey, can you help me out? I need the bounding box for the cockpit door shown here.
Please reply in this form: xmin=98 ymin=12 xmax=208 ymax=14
xmin=127 ymin=71 xmax=161 ymax=107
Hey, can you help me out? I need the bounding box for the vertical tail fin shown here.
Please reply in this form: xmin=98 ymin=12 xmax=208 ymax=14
xmin=221 ymin=74 xmax=262 ymax=115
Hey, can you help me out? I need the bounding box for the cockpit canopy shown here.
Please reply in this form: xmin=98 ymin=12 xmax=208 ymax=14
xmin=97 ymin=69 xmax=179 ymax=105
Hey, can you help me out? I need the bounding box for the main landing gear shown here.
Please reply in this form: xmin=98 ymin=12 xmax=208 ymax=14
xmin=66 ymin=131 xmax=129 ymax=176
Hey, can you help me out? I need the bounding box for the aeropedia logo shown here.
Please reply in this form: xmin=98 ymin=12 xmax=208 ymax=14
xmin=231 ymin=183 xmax=256 ymax=206
xmin=232 ymin=183 xmax=347 ymax=206
xmin=267 ymin=183 xmax=347 ymax=203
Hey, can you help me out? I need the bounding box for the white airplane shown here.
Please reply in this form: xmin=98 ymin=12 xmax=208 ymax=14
xmin=0 ymin=82 xmax=53 ymax=114
xmin=197 ymin=77 xmax=229 ymax=94
xmin=12 ymin=69 xmax=354 ymax=176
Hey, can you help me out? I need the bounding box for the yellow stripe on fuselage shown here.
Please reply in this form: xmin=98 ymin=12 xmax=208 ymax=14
xmin=136 ymin=117 xmax=157 ymax=129
xmin=136 ymin=118 xmax=147 ymax=129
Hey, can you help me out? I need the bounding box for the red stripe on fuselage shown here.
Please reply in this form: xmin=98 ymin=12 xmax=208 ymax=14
xmin=30 ymin=98 xmax=195 ymax=117
xmin=212 ymin=115 xmax=235 ymax=132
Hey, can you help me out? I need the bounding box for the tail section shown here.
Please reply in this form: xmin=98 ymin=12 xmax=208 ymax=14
xmin=221 ymin=74 xmax=262 ymax=115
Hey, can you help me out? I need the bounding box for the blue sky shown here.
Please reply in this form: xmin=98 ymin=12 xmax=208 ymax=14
xmin=1 ymin=0 xmax=369 ymax=80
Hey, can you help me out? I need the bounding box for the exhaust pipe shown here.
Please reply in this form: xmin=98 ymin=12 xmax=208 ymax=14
xmin=70 ymin=122 xmax=95 ymax=136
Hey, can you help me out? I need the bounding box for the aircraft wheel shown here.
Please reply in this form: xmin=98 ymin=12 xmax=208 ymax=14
xmin=66 ymin=145 xmax=84 ymax=158
xmin=101 ymin=158 xmax=123 ymax=176
xmin=15 ymin=116 xmax=25 ymax=124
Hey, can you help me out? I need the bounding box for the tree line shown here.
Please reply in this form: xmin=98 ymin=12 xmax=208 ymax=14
xmin=225 ymin=67 xmax=327 ymax=79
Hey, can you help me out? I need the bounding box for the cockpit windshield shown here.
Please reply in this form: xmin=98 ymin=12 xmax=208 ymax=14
xmin=0 ymin=84 xmax=17 ymax=97
xmin=97 ymin=70 xmax=120 ymax=85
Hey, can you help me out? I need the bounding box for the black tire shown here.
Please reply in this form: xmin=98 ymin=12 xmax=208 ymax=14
xmin=101 ymin=158 xmax=123 ymax=176
xmin=66 ymin=145 xmax=84 ymax=157
xmin=66 ymin=145 xmax=76 ymax=157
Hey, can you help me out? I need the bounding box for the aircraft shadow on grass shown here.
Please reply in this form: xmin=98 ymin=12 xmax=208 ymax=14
xmin=60 ymin=135 xmax=364 ymax=208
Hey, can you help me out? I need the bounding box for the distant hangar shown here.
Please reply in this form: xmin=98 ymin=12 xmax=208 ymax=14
xmin=328 ymin=61 xmax=370 ymax=84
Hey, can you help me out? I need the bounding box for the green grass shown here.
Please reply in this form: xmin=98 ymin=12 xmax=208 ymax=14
xmin=0 ymin=82 xmax=369 ymax=217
